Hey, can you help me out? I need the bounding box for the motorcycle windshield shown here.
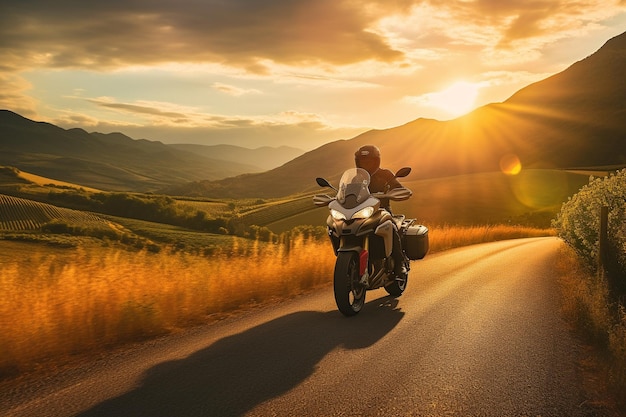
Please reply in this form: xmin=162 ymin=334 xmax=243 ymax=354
xmin=337 ymin=168 xmax=371 ymax=209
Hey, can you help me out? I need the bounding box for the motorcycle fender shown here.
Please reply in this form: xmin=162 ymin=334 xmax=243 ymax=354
xmin=375 ymin=220 xmax=394 ymax=258
xmin=337 ymin=244 xmax=363 ymax=253
xmin=337 ymin=235 xmax=366 ymax=254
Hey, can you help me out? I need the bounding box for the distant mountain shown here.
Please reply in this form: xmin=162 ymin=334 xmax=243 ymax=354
xmin=165 ymin=31 xmax=626 ymax=198
xmin=0 ymin=111 xmax=296 ymax=191
xmin=169 ymin=144 xmax=303 ymax=171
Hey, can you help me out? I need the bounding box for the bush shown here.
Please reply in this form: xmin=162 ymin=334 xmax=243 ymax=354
xmin=41 ymin=219 xmax=74 ymax=234
xmin=41 ymin=219 xmax=119 ymax=240
xmin=553 ymin=169 xmax=626 ymax=295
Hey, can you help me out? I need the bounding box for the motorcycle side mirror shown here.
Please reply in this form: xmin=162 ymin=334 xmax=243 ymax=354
xmin=395 ymin=167 xmax=412 ymax=178
xmin=316 ymin=177 xmax=337 ymax=191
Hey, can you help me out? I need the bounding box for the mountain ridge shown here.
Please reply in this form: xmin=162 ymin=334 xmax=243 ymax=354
xmin=0 ymin=110 xmax=303 ymax=191
xmin=162 ymin=30 xmax=626 ymax=198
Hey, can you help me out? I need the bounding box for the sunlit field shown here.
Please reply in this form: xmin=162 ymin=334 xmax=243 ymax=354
xmin=0 ymin=236 xmax=334 ymax=377
xmin=0 ymin=224 xmax=551 ymax=378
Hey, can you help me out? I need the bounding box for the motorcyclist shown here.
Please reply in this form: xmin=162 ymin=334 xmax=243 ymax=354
xmin=354 ymin=145 xmax=408 ymax=277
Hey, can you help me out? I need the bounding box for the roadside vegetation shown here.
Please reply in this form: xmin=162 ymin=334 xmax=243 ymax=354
xmin=0 ymin=214 xmax=550 ymax=380
xmin=553 ymin=169 xmax=626 ymax=409
xmin=0 ymin=230 xmax=334 ymax=378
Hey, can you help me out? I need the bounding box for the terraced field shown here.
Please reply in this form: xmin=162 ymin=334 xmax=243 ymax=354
xmin=0 ymin=194 xmax=109 ymax=231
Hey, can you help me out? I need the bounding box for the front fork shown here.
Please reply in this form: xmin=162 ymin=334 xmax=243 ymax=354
xmin=358 ymin=236 xmax=370 ymax=285
xmin=329 ymin=229 xmax=370 ymax=285
xmin=328 ymin=217 xmax=397 ymax=287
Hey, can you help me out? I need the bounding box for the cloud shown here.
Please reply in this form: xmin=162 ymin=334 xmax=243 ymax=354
xmin=212 ymin=82 xmax=262 ymax=96
xmin=1 ymin=0 xmax=624 ymax=150
xmin=56 ymin=112 xmax=364 ymax=150
xmin=61 ymin=95 xmax=358 ymax=147
xmin=0 ymin=73 xmax=37 ymax=117
xmin=378 ymin=1 xmax=625 ymax=60
xmin=3 ymin=1 xmax=623 ymax=76
xmin=0 ymin=0 xmax=406 ymax=74
xmin=53 ymin=111 xmax=120 ymax=128
xmin=2 ymin=1 xmax=623 ymax=85
xmin=88 ymin=97 xmax=192 ymax=121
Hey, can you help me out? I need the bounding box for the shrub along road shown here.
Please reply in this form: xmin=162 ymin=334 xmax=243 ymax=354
xmin=0 ymin=237 xmax=610 ymax=416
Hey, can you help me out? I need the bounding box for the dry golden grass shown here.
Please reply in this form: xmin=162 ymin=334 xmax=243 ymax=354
xmin=429 ymin=224 xmax=555 ymax=253
xmin=0 ymin=224 xmax=552 ymax=378
xmin=18 ymin=171 xmax=101 ymax=192
xmin=556 ymin=245 xmax=626 ymax=411
xmin=0 ymin=237 xmax=335 ymax=377
xmin=556 ymin=245 xmax=613 ymax=343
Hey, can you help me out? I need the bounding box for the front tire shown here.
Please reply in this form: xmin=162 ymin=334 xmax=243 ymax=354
xmin=334 ymin=252 xmax=366 ymax=316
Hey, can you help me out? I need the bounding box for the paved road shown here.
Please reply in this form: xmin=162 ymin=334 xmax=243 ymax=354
xmin=1 ymin=238 xmax=604 ymax=416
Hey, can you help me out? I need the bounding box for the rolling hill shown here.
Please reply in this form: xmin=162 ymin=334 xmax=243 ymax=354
xmin=165 ymin=30 xmax=626 ymax=199
xmin=0 ymin=112 xmax=303 ymax=192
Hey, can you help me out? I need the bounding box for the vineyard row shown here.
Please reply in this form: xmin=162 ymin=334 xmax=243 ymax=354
xmin=0 ymin=193 xmax=108 ymax=231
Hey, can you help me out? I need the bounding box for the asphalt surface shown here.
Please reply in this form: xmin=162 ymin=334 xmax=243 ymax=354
xmin=1 ymin=237 xmax=607 ymax=416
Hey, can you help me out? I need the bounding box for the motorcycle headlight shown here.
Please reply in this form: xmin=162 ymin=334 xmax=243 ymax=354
xmin=330 ymin=209 xmax=346 ymax=220
xmin=352 ymin=206 xmax=374 ymax=219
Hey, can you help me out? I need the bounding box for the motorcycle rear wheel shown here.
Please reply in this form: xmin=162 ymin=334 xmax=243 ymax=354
xmin=333 ymin=252 xmax=366 ymax=316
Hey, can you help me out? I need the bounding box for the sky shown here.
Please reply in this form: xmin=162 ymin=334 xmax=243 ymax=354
xmin=1 ymin=1 xmax=625 ymax=151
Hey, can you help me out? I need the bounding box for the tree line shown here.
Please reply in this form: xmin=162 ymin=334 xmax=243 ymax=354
xmin=45 ymin=190 xmax=253 ymax=237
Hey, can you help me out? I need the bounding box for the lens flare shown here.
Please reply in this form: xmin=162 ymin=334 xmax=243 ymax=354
xmin=510 ymin=169 xmax=570 ymax=209
xmin=500 ymin=154 xmax=522 ymax=175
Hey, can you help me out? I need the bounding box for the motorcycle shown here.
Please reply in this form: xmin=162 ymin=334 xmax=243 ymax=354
xmin=314 ymin=167 xmax=429 ymax=316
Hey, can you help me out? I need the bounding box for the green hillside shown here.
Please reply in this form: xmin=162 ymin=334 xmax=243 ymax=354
xmin=263 ymin=169 xmax=593 ymax=232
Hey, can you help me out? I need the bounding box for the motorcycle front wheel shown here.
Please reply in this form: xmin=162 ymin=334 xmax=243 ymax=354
xmin=333 ymin=252 xmax=366 ymax=316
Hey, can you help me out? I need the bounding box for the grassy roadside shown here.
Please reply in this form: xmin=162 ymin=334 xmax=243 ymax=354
xmin=1 ymin=224 xmax=552 ymax=380
xmin=0 ymin=235 xmax=335 ymax=379
xmin=556 ymin=244 xmax=626 ymax=413
xmin=428 ymin=224 xmax=554 ymax=252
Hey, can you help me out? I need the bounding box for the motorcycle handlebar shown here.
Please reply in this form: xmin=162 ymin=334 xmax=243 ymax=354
xmin=313 ymin=194 xmax=334 ymax=207
xmin=372 ymin=187 xmax=412 ymax=201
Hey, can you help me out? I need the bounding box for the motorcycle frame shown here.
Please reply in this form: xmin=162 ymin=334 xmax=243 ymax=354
xmin=326 ymin=206 xmax=397 ymax=290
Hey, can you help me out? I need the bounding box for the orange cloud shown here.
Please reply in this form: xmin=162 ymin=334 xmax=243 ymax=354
xmin=0 ymin=0 xmax=404 ymax=73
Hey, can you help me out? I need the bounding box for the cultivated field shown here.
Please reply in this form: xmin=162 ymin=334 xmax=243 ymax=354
xmin=0 ymin=194 xmax=111 ymax=231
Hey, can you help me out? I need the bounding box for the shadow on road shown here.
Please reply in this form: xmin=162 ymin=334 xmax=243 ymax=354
xmin=78 ymin=296 xmax=404 ymax=417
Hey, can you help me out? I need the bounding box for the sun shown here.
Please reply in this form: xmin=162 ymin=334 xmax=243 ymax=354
xmin=426 ymin=81 xmax=481 ymax=117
